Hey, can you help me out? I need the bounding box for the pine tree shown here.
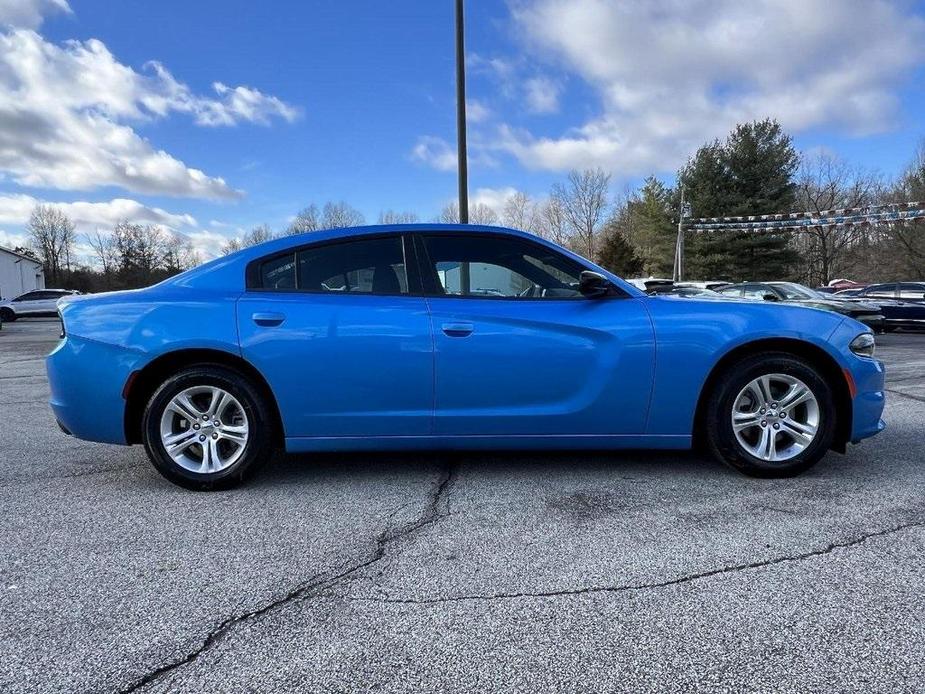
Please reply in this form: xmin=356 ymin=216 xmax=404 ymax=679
xmin=597 ymin=226 xmax=643 ymax=278
xmin=682 ymin=119 xmax=799 ymax=281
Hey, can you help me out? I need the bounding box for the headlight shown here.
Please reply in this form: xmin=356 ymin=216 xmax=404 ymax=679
xmin=58 ymin=309 xmax=66 ymax=339
xmin=849 ymin=333 xmax=875 ymax=358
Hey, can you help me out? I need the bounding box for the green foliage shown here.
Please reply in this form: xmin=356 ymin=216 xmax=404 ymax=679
xmin=681 ymin=119 xmax=799 ymax=281
xmin=628 ymin=177 xmax=677 ymax=277
xmin=597 ymin=225 xmax=643 ymax=278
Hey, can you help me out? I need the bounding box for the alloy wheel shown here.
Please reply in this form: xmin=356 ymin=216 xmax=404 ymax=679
xmin=158 ymin=386 xmax=249 ymax=474
xmin=731 ymin=373 xmax=820 ymax=462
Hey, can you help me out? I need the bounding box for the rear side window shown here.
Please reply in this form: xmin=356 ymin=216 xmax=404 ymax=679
xmin=259 ymin=253 xmax=297 ymax=290
xmin=251 ymin=235 xmax=408 ymax=295
xmin=298 ymin=236 xmax=407 ymax=294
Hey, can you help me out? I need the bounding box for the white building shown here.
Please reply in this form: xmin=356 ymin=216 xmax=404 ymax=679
xmin=0 ymin=246 xmax=45 ymax=301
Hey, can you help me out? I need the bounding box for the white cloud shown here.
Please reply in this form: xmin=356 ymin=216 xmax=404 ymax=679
xmin=466 ymin=99 xmax=491 ymax=123
xmin=470 ymin=186 xmax=520 ymax=214
xmin=523 ymin=76 xmax=560 ymax=114
xmin=0 ymin=228 xmax=28 ymax=249
xmin=0 ymin=0 xmax=70 ymax=29
xmin=0 ymin=194 xmax=196 ymax=231
xmin=410 ymin=135 xmax=459 ymax=171
xmin=184 ymin=229 xmax=234 ymax=262
xmin=0 ymin=26 xmax=299 ymax=199
xmin=499 ymin=0 xmax=925 ymax=173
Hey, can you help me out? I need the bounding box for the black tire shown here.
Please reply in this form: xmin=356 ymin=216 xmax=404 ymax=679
xmin=0 ymin=308 xmax=16 ymax=322
xmin=142 ymin=364 xmax=274 ymax=490
xmin=705 ymin=352 xmax=836 ymax=478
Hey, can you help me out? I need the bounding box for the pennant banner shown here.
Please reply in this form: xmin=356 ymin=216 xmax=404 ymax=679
xmin=687 ymin=202 xmax=925 ymax=232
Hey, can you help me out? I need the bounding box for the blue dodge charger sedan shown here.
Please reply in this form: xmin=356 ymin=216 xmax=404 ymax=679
xmin=47 ymin=225 xmax=885 ymax=489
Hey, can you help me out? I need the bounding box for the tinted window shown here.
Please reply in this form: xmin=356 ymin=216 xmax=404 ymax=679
xmin=254 ymin=236 xmax=409 ymax=294
xmin=13 ymin=291 xmax=42 ymax=302
xmin=259 ymin=253 xmax=297 ymax=290
xmin=421 ymin=234 xmax=583 ymax=299
xmin=298 ymin=236 xmax=407 ymax=294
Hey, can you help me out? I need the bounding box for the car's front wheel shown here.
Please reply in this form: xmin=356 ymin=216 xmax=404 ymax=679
xmin=142 ymin=365 xmax=273 ymax=490
xmin=0 ymin=308 xmax=16 ymax=322
xmin=705 ymin=353 xmax=836 ymax=477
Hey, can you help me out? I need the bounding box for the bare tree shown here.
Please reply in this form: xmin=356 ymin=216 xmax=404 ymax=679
xmin=162 ymin=233 xmax=199 ymax=273
xmin=221 ymin=224 xmax=274 ymax=255
xmin=221 ymin=237 xmax=243 ymax=255
xmin=436 ymin=201 xmax=499 ymax=225
xmin=86 ymin=229 xmax=119 ymax=276
xmin=881 ymin=143 xmax=925 ymax=278
xmin=535 ymin=196 xmax=571 ymax=246
xmin=502 ymin=191 xmax=537 ymax=231
xmin=322 ymin=201 xmax=365 ymax=228
xmin=378 ymin=210 xmax=419 ymax=224
xmin=551 ymin=168 xmax=610 ymax=260
xmin=286 ymin=204 xmax=321 ymax=235
xmin=794 ymin=153 xmax=879 ymax=285
xmin=27 ymin=205 xmax=76 ymax=285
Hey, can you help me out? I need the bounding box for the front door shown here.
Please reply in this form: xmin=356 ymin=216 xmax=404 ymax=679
xmin=416 ymin=232 xmax=655 ymax=437
xmin=237 ymin=234 xmax=433 ymax=438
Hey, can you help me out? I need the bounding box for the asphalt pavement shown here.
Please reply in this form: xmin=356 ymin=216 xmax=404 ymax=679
xmin=1 ymin=319 xmax=923 ymax=693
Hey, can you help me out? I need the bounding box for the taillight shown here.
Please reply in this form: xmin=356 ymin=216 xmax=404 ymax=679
xmin=58 ymin=310 xmax=66 ymax=339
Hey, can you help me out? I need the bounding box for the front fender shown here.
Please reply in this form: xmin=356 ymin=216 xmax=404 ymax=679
xmin=643 ymin=297 xmax=849 ymax=435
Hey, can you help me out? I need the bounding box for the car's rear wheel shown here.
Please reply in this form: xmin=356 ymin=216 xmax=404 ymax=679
xmin=0 ymin=308 xmax=16 ymax=322
xmin=142 ymin=365 xmax=273 ymax=490
xmin=705 ymin=353 xmax=836 ymax=477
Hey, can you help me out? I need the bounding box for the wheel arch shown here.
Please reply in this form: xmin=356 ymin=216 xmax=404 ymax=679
xmin=691 ymin=337 xmax=852 ymax=453
xmin=123 ymin=348 xmax=285 ymax=447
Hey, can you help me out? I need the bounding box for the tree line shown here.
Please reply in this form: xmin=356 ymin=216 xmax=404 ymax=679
xmin=22 ymin=205 xmax=199 ymax=293
xmin=19 ymin=117 xmax=925 ymax=293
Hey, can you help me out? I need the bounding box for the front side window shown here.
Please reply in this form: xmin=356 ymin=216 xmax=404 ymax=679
xmin=421 ymin=234 xmax=583 ymax=299
xmin=13 ymin=291 xmax=40 ymax=302
xmin=252 ymin=235 xmax=408 ymax=295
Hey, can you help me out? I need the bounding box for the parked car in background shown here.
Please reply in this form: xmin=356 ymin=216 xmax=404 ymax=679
xmin=817 ymin=279 xmax=866 ymax=294
xmin=665 ymin=285 xmax=725 ymax=298
xmin=48 ymin=224 xmax=884 ymax=489
xmin=0 ymin=289 xmax=79 ymax=321
xmin=849 ymin=282 xmax=925 ymax=303
xmin=835 ymin=283 xmax=925 ymax=331
xmin=626 ymin=277 xmax=675 ymax=294
xmin=717 ymin=282 xmax=885 ymax=331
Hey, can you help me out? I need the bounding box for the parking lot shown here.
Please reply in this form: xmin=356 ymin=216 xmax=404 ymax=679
xmin=1 ymin=318 xmax=923 ymax=693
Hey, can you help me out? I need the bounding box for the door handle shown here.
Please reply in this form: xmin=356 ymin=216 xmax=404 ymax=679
xmin=252 ymin=312 xmax=286 ymax=327
xmin=442 ymin=322 xmax=474 ymax=337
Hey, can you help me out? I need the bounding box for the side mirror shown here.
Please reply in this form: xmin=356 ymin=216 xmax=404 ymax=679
xmin=579 ymin=271 xmax=614 ymax=298
xmin=762 ymin=293 xmax=780 ymax=302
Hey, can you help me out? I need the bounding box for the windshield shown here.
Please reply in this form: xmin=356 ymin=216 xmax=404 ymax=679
xmin=770 ymin=282 xmax=827 ymax=301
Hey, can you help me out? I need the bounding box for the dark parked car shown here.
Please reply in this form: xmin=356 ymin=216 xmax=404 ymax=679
xmin=717 ymin=282 xmax=885 ymax=331
xmin=835 ymin=283 xmax=925 ymax=331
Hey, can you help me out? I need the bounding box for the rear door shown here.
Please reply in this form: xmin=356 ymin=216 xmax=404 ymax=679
xmin=237 ymin=233 xmax=434 ymax=438
xmin=416 ymin=232 xmax=655 ymax=437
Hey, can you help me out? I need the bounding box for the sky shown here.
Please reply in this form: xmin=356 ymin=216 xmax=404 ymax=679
xmin=0 ymin=0 xmax=924 ymax=262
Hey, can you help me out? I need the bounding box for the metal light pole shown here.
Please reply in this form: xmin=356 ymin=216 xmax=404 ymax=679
xmin=673 ymin=190 xmax=690 ymax=282
xmin=455 ymin=0 xmax=469 ymax=224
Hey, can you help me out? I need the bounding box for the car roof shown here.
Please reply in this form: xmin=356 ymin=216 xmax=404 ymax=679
xmin=164 ymin=224 xmax=646 ymax=297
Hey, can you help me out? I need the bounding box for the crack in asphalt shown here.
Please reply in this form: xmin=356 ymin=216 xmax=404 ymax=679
xmin=116 ymin=462 xmax=457 ymax=693
xmin=344 ymin=517 xmax=925 ymax=606
xmin=885 ymin=388 xmax=925 ymax=404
